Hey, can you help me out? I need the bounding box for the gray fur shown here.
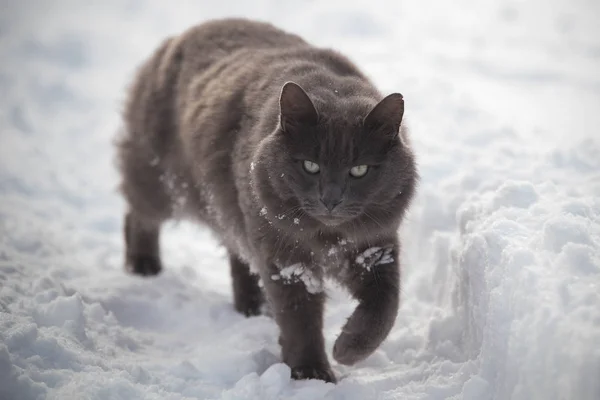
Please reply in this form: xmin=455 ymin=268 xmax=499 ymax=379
xmin=116 ymin=18 xmax=417 ymax=383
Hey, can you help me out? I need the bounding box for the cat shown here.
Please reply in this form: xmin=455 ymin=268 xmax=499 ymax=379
xmin=116 ymin=18 xmax=417 ymax=383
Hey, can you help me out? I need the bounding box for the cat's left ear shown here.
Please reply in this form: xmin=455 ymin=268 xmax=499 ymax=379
xmin=364 ymin=93 xmax=404 ymax=134
xmin=279 ymin=82 xmax=319 ymax=132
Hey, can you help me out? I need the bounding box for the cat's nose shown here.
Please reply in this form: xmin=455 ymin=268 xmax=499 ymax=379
xmin=320 ymin=182 xmax=344 ymax=212
xmin=320 ymin=194 xmax=342 ymax=212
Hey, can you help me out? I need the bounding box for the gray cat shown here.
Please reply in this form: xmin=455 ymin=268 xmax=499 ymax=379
xmin=116 ymin=18 xmax=417 ymax=383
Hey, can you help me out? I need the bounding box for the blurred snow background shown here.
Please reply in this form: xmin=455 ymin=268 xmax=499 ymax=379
xmin=0 ymin=0 xmax=599 ymax=399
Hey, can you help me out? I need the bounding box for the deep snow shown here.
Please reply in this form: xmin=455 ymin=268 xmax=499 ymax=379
xmin=1 ymin=0 xmax=599 ymax=399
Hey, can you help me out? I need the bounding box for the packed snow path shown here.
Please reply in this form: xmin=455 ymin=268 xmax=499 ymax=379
xmin=1 ymin=1 xmax=599 ymax=399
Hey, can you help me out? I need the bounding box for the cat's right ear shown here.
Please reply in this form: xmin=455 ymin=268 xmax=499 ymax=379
xmin=279 ymin=82 xmax=318 ymax=132
xmin=363 ymin=93 xmax=404 ymax=134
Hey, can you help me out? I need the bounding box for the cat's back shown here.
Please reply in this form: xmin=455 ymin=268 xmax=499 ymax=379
xmin=165 ymin=18 xmax=308 ymax=100
xmin=123 ymin=18 xmax=307 ymax=139
xmin=118 ymin=19 xmax=307 ymax=199
xmin=177 ymin=18 xmax=307 ymax=74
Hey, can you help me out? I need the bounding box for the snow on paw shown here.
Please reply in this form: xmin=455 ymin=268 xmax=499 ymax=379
xmin=291 ymin=365 xmax=336 ymax=383
xmin=271 ymin=263 xmax=323 ymax=294
xmin=354 ymin=246 xmax=394 ymax=271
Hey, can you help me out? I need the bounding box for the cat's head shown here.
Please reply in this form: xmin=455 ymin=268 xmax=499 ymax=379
xmin=253 ymin=81 xmax=416 ymax=234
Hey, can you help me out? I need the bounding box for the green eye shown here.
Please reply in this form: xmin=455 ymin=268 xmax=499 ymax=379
xmin=350 ymin=165 xmax=369 ymax=178
xmin=303 ymin=160 xmax=320 ymax=174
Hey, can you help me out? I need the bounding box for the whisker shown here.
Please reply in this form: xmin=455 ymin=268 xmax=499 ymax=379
xmin=364 ymin=211 xmax=387 ymax=231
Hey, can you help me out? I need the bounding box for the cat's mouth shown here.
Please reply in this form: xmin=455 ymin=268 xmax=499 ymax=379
xmin=319 ymin=215 xmax=345 ymax=227
xmin=311 ymin=212 xmax=353 ymax=227
xmin=303 ymin=204 xmax=360 ymax=227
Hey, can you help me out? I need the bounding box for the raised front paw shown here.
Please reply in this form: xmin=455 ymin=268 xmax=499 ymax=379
xmin=291 ymin=365 xmax=336 ymax=383
xmin=332 ymin=328 xmax=379 ymax=366
xmin=126 ymin=254 xmax=162 ymax=276
xmin=332 ymin=299 xmax=398 ymax=365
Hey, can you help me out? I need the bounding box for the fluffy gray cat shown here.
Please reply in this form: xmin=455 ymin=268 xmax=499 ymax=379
xmin=116 ymin=18 xmax=417 ymax=383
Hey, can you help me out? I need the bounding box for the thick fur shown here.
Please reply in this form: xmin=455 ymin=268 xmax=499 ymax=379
xmin=116 ymin=18 xmax=417 ymax=383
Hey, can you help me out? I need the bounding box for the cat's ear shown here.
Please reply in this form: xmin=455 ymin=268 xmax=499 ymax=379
xmin=364 ymin=93 xmax=404 ymax=134
xmin=279 ymin=82 xmax=318 ymax=131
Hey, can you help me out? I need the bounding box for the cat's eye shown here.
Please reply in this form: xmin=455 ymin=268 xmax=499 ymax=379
xmin=303 ymin=160 xmax=320 ymax=174
xmin=350 ymin=165 xmax=369 ymax=178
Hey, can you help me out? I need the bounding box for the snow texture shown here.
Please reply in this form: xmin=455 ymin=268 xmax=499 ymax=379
xmin=1 ymin=0 xmax=599 ymax=399
xmin=272 ymin=264 xmax=324 ymax=294
xmin=355 ymin=247 xmax=394 ymax=271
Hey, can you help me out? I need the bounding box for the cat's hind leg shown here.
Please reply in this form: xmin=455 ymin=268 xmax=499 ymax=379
xmin=229 ymin=254 xmax=264 ymax=317
xmin=117 ymin=128 xmax=172 ymax=277
xmin=124 ymin=211 xmax=163 ymax=276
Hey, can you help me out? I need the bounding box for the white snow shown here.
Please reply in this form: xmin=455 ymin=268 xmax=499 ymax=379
xmin=355 ymin=247 xmax=395 ymax=270
xmin=274 ymin=264 xmax=324 ymax=295
xmin=1 ymin=0 xmax=599 ymax=399
xmin=375 ymin=249 xmax=394 ymax=266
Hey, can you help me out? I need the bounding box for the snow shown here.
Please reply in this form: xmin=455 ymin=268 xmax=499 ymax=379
xmin=354 ymin=247 xmax=395 ymax=271
xmin=1 ymin=0 xmax=599 ymax=399
xmin=274 ymin=264 xmax=324 ymax=295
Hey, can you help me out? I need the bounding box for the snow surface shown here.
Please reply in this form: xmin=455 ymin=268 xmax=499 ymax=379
xmin=1 ymin=0 xmax=599 ymax=399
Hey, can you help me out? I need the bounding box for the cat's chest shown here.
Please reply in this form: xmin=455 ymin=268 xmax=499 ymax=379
xmin=311 ymin=239 xmax=355 ymax=278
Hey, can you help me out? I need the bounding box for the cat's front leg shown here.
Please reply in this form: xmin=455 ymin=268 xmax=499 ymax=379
xmin=333 ymin=245 xmax=400 ymax=365
xmin=261 ymin=263 xmax=336 ymax=383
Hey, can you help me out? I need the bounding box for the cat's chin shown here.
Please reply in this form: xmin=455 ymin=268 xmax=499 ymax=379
xmin=316 ymin=215 xmax=347 ymax=227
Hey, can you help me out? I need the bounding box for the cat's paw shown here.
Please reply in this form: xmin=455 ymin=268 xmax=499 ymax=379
xmin=332 ymin=329 xmax=377 ymax=366
xmin=126 ymin=254 xmax=162 ymax=276
xmin=234 ymin=296 xmax=264 ymax=317
xmin=332 ymin=302 xmax=391 ymax=365
xmin=291 ymin=365 xmax=336 ymax=383
xmin=233 ymin=286 xmax=264 ymax=317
